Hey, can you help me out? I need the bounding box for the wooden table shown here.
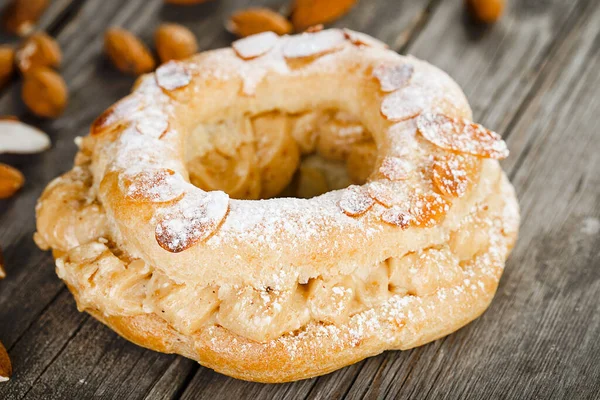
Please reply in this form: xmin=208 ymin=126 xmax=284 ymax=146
xmin=0 ymin=0 xmax=598 ymax=398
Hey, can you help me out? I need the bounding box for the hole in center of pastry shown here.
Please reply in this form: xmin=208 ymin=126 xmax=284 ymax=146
xmin=184 ymin=109 xmax=377 ymax=199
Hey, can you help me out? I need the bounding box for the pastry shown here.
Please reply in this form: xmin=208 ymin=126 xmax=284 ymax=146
xmin=34 ymin=29 xmax=519 ymax=382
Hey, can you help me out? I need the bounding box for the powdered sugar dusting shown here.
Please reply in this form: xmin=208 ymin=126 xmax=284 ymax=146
xmin=367 ymin=181 xmax=396 ymax=207
xmin=283 ymin=29 xmax=346 ymax=59
xmin=155 ymin=190 xmax=230 ymax=253
xmin=136 ymin=108 xmax=169 ymax=138
xmin=156 ymin=61 xmax=192 ymax=91
xmin=338 ymin=185 xmax=375 ymax=217
xmin=233 ymin=31 xmax=279 ymax=60
xmin=119 ymin=169 xmax=185 ymax=203
xmin=379 ymin=156 xmax=412 ymax=180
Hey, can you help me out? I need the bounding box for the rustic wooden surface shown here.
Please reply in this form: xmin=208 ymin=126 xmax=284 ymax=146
xmin=0 ymin=0 xmax=599 ymax=398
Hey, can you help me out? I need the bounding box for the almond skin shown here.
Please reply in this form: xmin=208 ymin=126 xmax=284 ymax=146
xmin=155 ymin=23 xmax=198 ymax=63
xmin=0 ymin=163 xmax=24 ymax=199
xmin=291 ymin=0 xmax=357 ymax=31
xmin=22 ymin=66 xmax=68 ymax=118
xmin=227 ymin=8 xmax=293 ymax=38
xmin=16 ymin=31 xmax=61 ymax=74
xmin=465 ymin=0 xmax=505 ymax=23
xmin=0 ymin=246 xmax=5 ymax=279
xmin=2 ymin=0 xmax=49 ymax=36
xmin=0 ymin=339 xmax=11 ymax=382
xmin=0 ymin=46 xmax=15 ymax=89
xmin=104 ymin=27 xmax=155 ymax=75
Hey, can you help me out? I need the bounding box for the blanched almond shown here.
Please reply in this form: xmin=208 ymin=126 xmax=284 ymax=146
xmin=104 ymin=27 xmax=155 ymax=75
xmin=227 ymin=8 xmax=292 ymax=38
xmin=0 ymin=120 xmax=50 ymax=153
xmin=22 ymin=66 xmax=67 ymax=118
xmin=2 ymin=0 xmax=48 ymax=36
xmin=16 ymin=31 xmax=61 ymax=73
xmin=0 ymin=163 xmax=24 ymax=199
xmin=155 ymin=23 xmax=198 ymax=63
xmin=291 ymin=0 xmax=357 ymax=31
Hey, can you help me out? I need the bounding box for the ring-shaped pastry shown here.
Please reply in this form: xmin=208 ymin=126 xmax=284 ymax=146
xmin=35 ymin=29 xmax=519 ymax=382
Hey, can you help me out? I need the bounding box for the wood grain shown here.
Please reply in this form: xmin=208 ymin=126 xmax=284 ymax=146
xmin=0 ymin=0 xmax=598 ymax=398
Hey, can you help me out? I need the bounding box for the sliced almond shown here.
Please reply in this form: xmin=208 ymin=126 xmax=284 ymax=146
xmin=227 ymin=8 xmax=292 ymax=38
xmin=232 ymin=31 xmax=279 ymax=60
xmin=339 ymin=185 xmax=374 ymax=217
xmin=283 ymin=29 xmax=346 ymax=60
xmin=381 ymin=207 xmax=413 ymax=229
xmin=0 ymin=246 xmax=5 ymax=279
xmin=155 ymin=191 xmax=230 ymax=253
xmin=0 ymin=120 xmax=50 ymax=153
xmin=373 ymin=63 xmax=414 ymax=92
xmin=155 ymin=61 xmax=191 ymax=91
xmin=0 ymin=163 xmax=24 ymax=199
xmin=0 ymin=46 xmax=15 ymax=89
xmin=155 ymin=23 xmax=198 ymax=63
xmin=22 ymin=66 xmax=68 ymax=118
xmin=104 ymin=27 xmax=155 ymax=75
xmin=380 ymin=85 xmax=425 ymax=122
xmin=417 ymin=112 xmax=509 ymax=159
xmin=432 ymin=154 xmax=478 ymax=198
xmin=2 ymin=0 xmax=49 ymax=36
xmin=0 ymin=339 xmax=11 ymax=382
xmin=343 ymin=29 xmax=388 ymax=48
xmin=16 ymin=31 xmax=62 ymax=73
xmin=291 ymin=0 xmax=357 ymax=31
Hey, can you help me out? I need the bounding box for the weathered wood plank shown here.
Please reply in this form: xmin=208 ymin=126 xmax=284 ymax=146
xmin=0 ymin=0 xmax=598 ymax=398
xmin=345 ymin=0 xmax=600 ymax=398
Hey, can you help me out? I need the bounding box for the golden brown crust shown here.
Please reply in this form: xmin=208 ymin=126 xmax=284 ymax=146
xmin=35 ymin=30 xmax=519 ymax=382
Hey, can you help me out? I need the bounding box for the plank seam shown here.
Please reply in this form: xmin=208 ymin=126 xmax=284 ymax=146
xmin=397 ymin=0 xmax=444 ymax=54
xmin=19 ymin=314 xmax=90 ymax=400
xmin=171 ymin=364 xmax=200 ymax=400
xmin=8 ymin=285 xmax=67 ymax=352
xmin=498 ymin=0 xmax=594 ymax=146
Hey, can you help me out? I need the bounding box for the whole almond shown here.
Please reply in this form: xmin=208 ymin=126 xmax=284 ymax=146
xmin=227 ymin=8 xmax=293 ymax=38
xmin=104 ymin=28 xmax=155 ymax=75
xmin=2 ymin=0 xmax=49 ymax=36
xmin=0 ymin=46 xmax=15 ymax=89
xmin=0 ymin=339 xmax=11 ymax=382
xmin=0 ymin=163 xmax=24 ymax=199
xmin=16 ymin=32 xmax=61 ymax=74
xmin=0 ymin=246 xmax=4 ymax=279
xmin=22 ymin=67 xmax=68 ymax=118
xmin=291 ymin=0 xmax=357 ymax=31
xmin=155 ymin=23 xmax=198 ymax=63
xmin=466 ymin=0 xmax=505 ymax=23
